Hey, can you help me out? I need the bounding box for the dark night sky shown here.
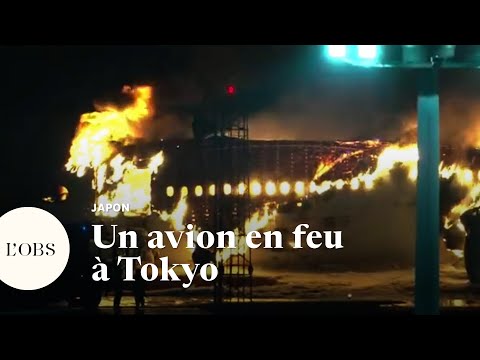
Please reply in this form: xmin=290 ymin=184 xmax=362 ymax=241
xmin=2 ymin=45 xmax=480 ymax=212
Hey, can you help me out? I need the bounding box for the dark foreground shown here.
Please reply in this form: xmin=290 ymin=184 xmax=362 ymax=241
xmin=2 ymin=266 xmax=479 ymax=316
xmin=2 ymin=297 xmax=480 ymax=316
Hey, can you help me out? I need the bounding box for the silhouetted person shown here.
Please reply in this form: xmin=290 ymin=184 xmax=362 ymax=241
xmin=192 ymin=245 xmax=215 ymax=266
xmin=461 ymin=207 xmax=480 ymax=284
xmin=112 ymin=265 xmax=124 ymax=313
xmin=133 ymin=268 xmax=145 ymax=312
xmin=132 ymin=229 xmax=148 ymax=313
xmin=191 ymin=244 xmax=215 ymax=291
xmin=112 ymin=248 xmax=127 ymax=313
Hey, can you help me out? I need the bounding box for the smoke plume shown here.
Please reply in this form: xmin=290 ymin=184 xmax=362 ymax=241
xmin=249 ymin=91 xmax=415 ymax=142
xmin=441 ymin=96 xmax=480 ymax=149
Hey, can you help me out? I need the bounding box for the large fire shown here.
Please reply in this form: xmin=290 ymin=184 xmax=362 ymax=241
xmin=216 ymin=203 xmax=278 ymax=264
xmin=161 ymin=140 xmax=480 ymax=261
xmin=154 ymin=192 xmax=189 ymax=231
xmin=307 ymin=142 xmax=480 ymax=259
xmin=63 ymin=85 xmax=480 ymax=264
xmin=309 ymin=142 xmax=480 ymax=246
xmin=65 ymin=85 xmax=164 ymax=217
xmin=310 ymin=143 xmax=419 ymax=195
xmin=313 ymin=150 xmax=365 ymax=182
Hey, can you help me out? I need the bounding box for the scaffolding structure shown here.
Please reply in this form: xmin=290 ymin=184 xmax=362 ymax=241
xmin=200 ymin=95 xmax=252 ymax=303
xmin=222 ymin=113 xmax=252 ymax=303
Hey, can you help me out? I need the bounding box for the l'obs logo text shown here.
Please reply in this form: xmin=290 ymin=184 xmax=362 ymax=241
xmin=6 ymin=242 xmax=56 ymax=257
xmin=0 ymin=207 xmax=70 ymax=290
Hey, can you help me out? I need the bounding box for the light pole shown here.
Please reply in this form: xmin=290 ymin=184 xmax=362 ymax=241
xmin=416 ymin=65 xmax=440 ymax=315
xmin=324 ymin=45 xmax=459 ymax=315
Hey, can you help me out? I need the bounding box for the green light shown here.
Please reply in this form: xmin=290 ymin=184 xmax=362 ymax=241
xmin=325 ymin=45 xmax=383 ymax=67
xmin=357 ymin=45 xmax=377 ymax=60
xmin=327 ymin=45 xmax=347 ymax=58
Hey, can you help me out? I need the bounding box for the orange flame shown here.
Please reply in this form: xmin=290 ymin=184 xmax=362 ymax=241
xmin=310 ymin=142 xmax=480 ymax=244
xmin=311 ymin=143 xmax=418 ymax=194
xmin=65 ymin=86 xmax=164 ymax=217
xmin=154 ymin=191 xmax=188 ymax=231
xmin=217 ymin=203 xmax=278 ymax=263
xmin=313 ymin=150 xmax=364 ymax=181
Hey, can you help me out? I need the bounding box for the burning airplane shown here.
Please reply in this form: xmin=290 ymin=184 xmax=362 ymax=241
xmin=57 ymin=85 xmax=480 ymax=288
xmin=64 ymin=85 xmax=164 ymax=218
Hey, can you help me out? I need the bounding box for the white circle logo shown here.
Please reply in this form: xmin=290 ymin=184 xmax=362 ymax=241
xmin=0 ymin=207 xmax=70 ymax=290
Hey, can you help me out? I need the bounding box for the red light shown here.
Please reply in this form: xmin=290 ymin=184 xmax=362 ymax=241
xmin=226 ymin=85 xmax=236 ymax=95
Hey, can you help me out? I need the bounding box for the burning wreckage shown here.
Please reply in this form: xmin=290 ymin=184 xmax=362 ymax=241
xmin=43 ymin=85 xmax=480 ymax=301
